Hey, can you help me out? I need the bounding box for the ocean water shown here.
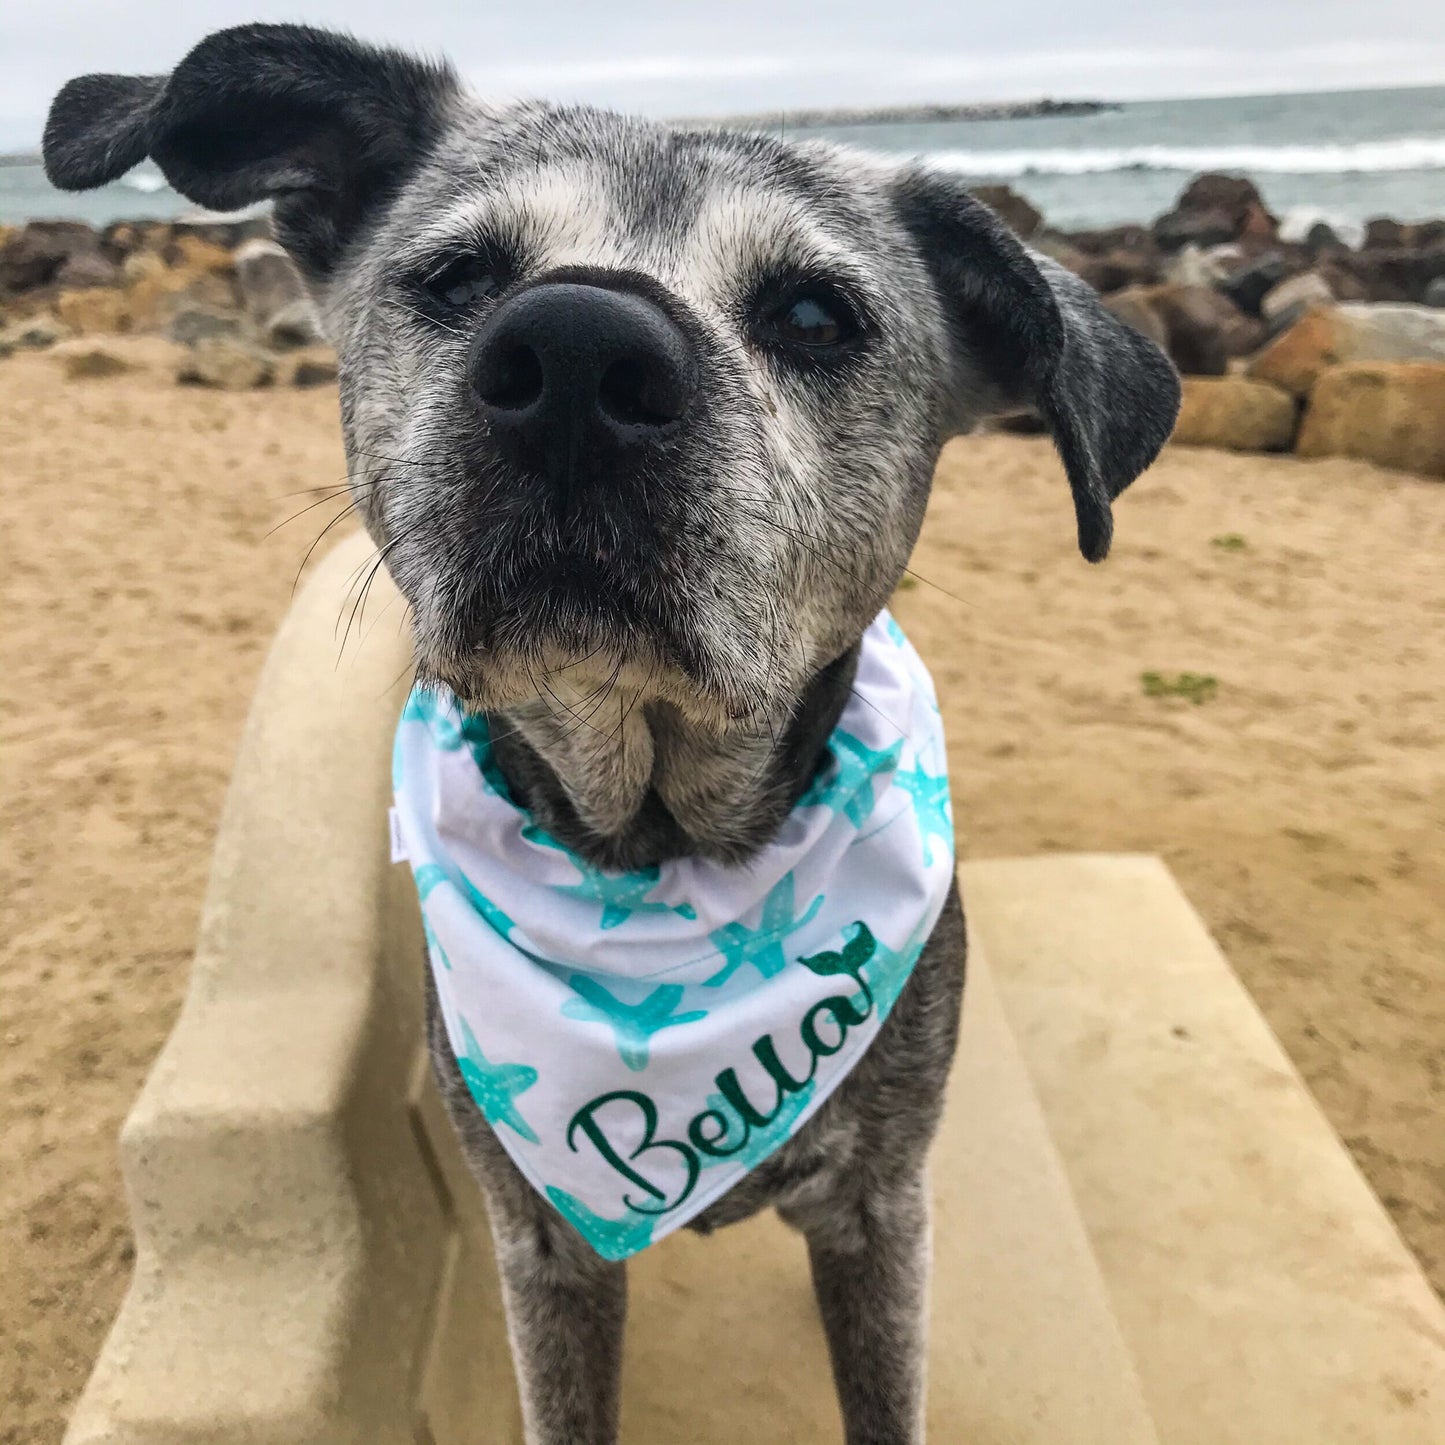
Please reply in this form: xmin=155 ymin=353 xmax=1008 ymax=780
xmin=2 ymin=84 xmax=1442 ymax=233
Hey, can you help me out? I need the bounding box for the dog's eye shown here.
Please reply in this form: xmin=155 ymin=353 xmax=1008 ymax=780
xmin=760 ymin=286 xmax=861 ymax=353
xmin=424 ymin=256 xmax=504 ymax=309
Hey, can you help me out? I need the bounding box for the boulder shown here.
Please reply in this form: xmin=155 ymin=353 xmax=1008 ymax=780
xmin=1141 ymin=284 xmax=1264 ymax=375
xmin=55 ymin=286 xmax=132 ymax=334
xmin=1216 ymin=253 xmax=1296 ymax=318
xmin=1164 ymin=244 xmax=1237 ymax=289
xmin=265 ymin=298 xmax=325 ymax=350
xmin=125 ymin=264 xmax=238 ymax=333
xmin=55 ymin=251 xmax=121 ymax=289
xmin=1364 ymin=218 xmax=1406 ymax=250
xmin=168 ymin=234 xmax=237 ymax=277
xmin=1153 ymin=173 xmax=1277 ymax=252
xmin=1248 ymin=303 xmax=1445 ymax=398
xmin=168 ymin=306 xmax=244 ymax=346
xmin=0 ymin=220 xmax=102 ymax=293
xmin=170 ymin=215 xmax=273 ymax=251
xmin=284 ymin=347 xmax=341 ymax=387
xmin=1304 ymin=221 xmax=1346 ymax=254
xmin=1072 ymin=249 xmax=1162 ymax=294
xmin=0 ymin=313 xmax=71 ymax=355
xmin=1171 ymin=376 xmax=1297 ymax=452
xmin=1297 ymin=362 xmax=1445 ymax=477
xmin=235 ymin=239 xmax=309 ymax=326
xmin=1260 ymin=271 xmax=1335 ymax=321
xmin=969 ymin=185 xmax=1043 ymax=239
xmin=1060 ymin=223 xmax=1154 ymax=256
xmin=1102 ymin=288 xmax=1168 ymax=350
xmin=1425 ymin=278 xmax=1445 ymax=308
xmin=175 ymin=337 xmax=275 ymax=389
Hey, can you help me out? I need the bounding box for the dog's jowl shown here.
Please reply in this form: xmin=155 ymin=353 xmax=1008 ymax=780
xmin=45 ymin=24 xmax=1178 ymax=1444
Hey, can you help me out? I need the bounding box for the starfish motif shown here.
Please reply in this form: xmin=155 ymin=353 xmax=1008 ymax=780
xmin=860 ymin=930 xmax=927 ymax=1019
xmin=698 ymin=1080 xmax=816 ymax=1172
xmin=561 ymin=976 xmax=708 ymax=1071
xmin=704 ymin=873 xmax=825 ymax=988
xmin=412 ymin=861 xmax=518 ymax=943
xmin=402 ymin=690 xmax=513 ymax=798
xmin=892 ymin=761 xmax=954 ymax=867
xmin=522 ymin=823 xmax=696 ymax=930
xmin=455 ymin=1018 xmax=539 ymax=1143
xmin=546 ymin=1186 xmax=656 ymax=1261
xmin=797 ymin=731 xmax=904 ymax=827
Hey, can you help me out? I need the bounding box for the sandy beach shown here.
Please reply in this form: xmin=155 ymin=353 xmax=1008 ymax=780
xmin=2 ymin=352 xmax=1442 ymax=1443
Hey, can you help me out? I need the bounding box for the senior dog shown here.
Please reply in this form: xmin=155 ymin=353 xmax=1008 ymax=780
xmin=45 ymin=25 xmax=1178 ymax=1444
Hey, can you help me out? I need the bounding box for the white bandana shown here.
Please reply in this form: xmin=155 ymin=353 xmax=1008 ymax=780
xmin=392 ymin=612 xmax=954 ymax=1261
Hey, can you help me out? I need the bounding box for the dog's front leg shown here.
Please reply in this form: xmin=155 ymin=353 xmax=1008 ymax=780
xmin=792 ymin=1172 xmax=931 ymax=1445
xmin=488 ymin=1206 xmax=628 ymax=1445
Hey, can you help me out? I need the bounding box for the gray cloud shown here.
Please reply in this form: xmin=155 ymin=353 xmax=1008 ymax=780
xmin=3 ymin=1 xmax=1444 ymax=147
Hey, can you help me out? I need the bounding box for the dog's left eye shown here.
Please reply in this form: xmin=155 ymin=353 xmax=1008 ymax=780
xmin=423 ymin=256 xmax=504 ymax=309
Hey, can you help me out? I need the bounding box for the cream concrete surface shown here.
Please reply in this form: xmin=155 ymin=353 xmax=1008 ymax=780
xmin=62 ymin=531 xmax=1443 ymax=1443
xmin=64 ymin=532 xmax=1157 ymax=1443
xmin=965 ymin=854 xmax=1445 ymax=1445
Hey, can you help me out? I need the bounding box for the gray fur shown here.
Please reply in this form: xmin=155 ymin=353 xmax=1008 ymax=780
xmin=45 ymin=24 xmax=1179 ymax=1443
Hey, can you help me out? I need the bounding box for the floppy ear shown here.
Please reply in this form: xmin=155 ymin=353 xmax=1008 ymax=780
xmin=43 ymin=24 xmax=459 ymax=275
xmin=891 ymin=167 xmax=1180 ymax=561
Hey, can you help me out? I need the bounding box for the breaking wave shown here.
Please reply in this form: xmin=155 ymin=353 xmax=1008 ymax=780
xmin=920 ymin=135 xmax=1445 ymax=178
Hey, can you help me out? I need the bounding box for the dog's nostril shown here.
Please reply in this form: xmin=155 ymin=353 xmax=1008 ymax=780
xmin=598 ymin=356 xmax=689 ymax=428
xmin=478 ymin=343 xmax=544 ymax=411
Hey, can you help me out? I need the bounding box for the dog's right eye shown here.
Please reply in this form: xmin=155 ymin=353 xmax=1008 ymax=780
xmin=422 ymin=256 xmax=504 ymax=310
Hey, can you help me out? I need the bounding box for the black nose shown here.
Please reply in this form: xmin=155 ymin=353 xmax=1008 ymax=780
xmin=470 ymin=282 xmax=697 ymax=497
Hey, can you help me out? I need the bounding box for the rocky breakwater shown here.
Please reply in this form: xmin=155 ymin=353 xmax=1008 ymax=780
xmin=0 ymin=215 xmax=335 ymax=388
xmin=983 ymin=171 xmax=1445 ymax=477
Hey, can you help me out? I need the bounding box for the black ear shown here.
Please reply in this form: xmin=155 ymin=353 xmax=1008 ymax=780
xmin=891 ymin=168 xmax=1180 ymax=561
xmin=43 ymin=24 xmax=459 ymax=274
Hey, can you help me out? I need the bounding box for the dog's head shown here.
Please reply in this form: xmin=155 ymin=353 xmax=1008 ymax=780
xmin=46 ymin=24 xmax=1178 ymax=735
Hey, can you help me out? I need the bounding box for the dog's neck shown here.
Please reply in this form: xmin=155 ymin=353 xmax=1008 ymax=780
xmin=487 ymin=647 xmax=860 ymax=871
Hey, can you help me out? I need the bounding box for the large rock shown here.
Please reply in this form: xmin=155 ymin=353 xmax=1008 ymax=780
xmin=1425 ymin=278 xmax=1445 ymax=308
xmin=1216 ymin=253 xmax=1295 ymax=318
xmin=55 ymin=286 xmax=132 ymax=334
xmin=1171 ymin=376 xmax=1298 ymax=452
xmin=235 ymin=238 xmax=310 ymax=323
xmin=1297 ymin=362 xmax=1445 ymax=477
xmin=1071 ymin=249 xmax=1162 ymax=294
xmin=1153 ymin=174 xmax=1277 ymax=252
xmin=1260 ymin=271 xmax=1335 ymax=321
xmin=969 ymin=185 xmax=1043 ymax=239
xmin=175 ymin=337 xmax=276 ymax=390
xmin=1102 ymin=288 xmax=1168 ymax=350
xmin=1248 ymin=303 xmax=1445 ymax=397
xmin=1337 ymin=244 xmax=1445 ymax=304
xmin=1142 ymin=284 xmax=1264 ymax=375
xmin=1060 ymin=223 xmax=1154 ymax=256
xmin=55 ymin=251 xmax=120 ymax=290
xmin=0 ymin=313 xmax=71 ymax=355
xmin=0 ymin=220 xmax=102 ymax=293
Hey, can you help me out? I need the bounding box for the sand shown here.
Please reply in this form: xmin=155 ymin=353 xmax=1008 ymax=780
xmin=2 ymin=351 xmax=1441 ymax=1443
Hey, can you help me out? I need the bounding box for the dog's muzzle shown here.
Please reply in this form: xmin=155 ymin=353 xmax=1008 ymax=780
xmin=470 ymin=281 xmax=698 ymax=510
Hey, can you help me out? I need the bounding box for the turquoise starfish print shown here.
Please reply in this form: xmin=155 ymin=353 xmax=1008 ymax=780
xmin=546 ymin=1187 xmax=656 ymax=1261
xmin=561 ymin=976 xmax=708 ymax=1072
xmin=522 ymin=823 xmax=696 ymax=930
xmin=456 ymin=1019 xmax=539 ymax=1143
xmin=892 ymin=761 xmax=954 ymax=866
xmin=698 ymin=1080 xmax=816 ymax=1172
xmin=704 ymin=874 xmax=826 ymax=988
xmin=413 ymin=861 xmax=519 ymax=943
xmin=796 ymin=731 xmax=903 ymax=827
xmin=860 ymin=931 xmax=927 ymax=1019
xmin=402 ymin=691 xmax=513 ymax=798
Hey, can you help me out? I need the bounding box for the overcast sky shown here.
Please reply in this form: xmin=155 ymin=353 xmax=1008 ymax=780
xmin=3 ymin=1 xmax=1444 ymax=149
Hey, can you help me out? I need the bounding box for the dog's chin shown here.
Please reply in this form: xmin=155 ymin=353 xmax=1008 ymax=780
xmin=419 ymin=560 xmax=777 ymax=730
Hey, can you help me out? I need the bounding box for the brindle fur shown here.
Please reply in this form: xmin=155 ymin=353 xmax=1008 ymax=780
xmin=45 ymin=25 xmax=1178 ymax=1443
